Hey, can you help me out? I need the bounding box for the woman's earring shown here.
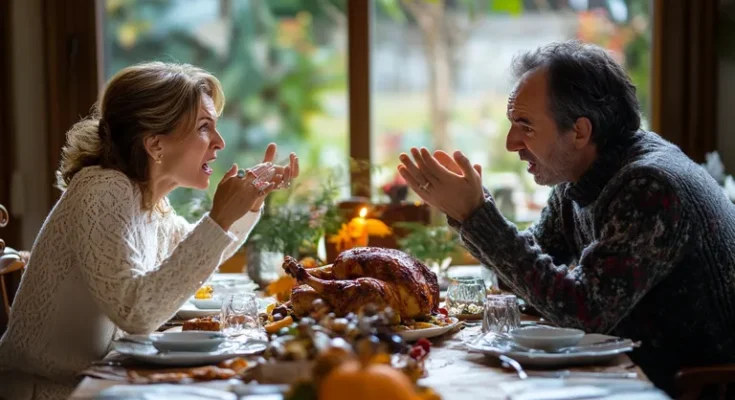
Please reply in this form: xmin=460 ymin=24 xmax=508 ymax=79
xmin=156 ymin=154 xmax=163 ymax=164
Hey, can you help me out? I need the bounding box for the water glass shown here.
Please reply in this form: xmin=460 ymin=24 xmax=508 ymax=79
xmin=482 ymin=294 xmax=521 ymax=334
xmin=220 ymin=293 xmax=260 ymax=338
xmin=445 ymin=276 xmax=486 ymax=316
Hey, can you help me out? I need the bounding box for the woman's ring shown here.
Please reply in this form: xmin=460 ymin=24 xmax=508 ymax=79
xmin=419 ymin=182 xmax=430 ymax=191
xmin=237 ymin=168 xmax=246 ymax=179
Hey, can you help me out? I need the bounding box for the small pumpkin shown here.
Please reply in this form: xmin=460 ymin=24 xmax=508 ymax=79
xmin=319 ymin=360 xmax=418 ymax=400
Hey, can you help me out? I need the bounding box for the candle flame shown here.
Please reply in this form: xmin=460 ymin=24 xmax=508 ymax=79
xmin=358 ymin=207 xmax=368 ymax=218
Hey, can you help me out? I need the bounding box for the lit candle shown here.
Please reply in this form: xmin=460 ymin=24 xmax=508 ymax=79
xmin=355 ymin=207 xmax=369 ymax=247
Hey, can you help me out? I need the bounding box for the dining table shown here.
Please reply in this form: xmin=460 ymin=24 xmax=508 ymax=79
xmin=69 ymin=321 xmax=669 ymax=400
xmin=67 ymin=271 xmax=671 ymax=399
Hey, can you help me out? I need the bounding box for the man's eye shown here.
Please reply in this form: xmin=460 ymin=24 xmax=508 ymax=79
xmin=522 ymin=125 xmax=533 ymax=133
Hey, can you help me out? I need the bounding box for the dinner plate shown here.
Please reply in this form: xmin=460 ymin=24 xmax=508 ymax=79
xmin=396 ymin=317 xmax=460 ymax=341
xmin=466 ymin=333 xmax=635 ymax=367
xmin=112 ymin=339 xmax=267 ymax=366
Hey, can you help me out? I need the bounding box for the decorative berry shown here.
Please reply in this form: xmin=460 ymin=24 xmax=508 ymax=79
xmin=415 ymin=338 xmax=431 ymax=353
xmin=409 ymin=346 xmax=426 ymax=360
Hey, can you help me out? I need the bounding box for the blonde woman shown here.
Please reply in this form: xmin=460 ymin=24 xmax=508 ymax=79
xmin=0 ymin=62 xmax=299 ymax=399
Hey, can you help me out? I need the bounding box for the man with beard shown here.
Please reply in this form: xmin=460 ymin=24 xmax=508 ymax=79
xmin=398 ymin=40 xmax=735 ymax=395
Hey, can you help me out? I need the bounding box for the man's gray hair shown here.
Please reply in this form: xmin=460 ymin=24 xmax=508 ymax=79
xmin=512 ymin=40 xmax=641 ymax=149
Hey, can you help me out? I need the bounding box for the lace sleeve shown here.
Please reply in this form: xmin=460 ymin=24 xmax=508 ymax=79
xmin=73 ymin=178 xmax=237 ymax=334
xmin=167 ymin=205 xmax=262 ymax=262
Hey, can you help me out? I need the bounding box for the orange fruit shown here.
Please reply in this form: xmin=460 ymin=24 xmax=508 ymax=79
xmin=320 ymin=360 xmax=417 ymax=400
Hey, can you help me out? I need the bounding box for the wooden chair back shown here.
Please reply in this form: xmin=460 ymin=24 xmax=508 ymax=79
xmin=677 ymin=366 xmax=735 ymax=399
xmin=0 ymin=204 xmax=8 ymax=254
xmin=0 ymin=204 xmax=26 ymax=333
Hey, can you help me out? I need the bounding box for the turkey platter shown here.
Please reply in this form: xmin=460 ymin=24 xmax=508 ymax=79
xmin=281 ymin=247 xmax=440 ymax=320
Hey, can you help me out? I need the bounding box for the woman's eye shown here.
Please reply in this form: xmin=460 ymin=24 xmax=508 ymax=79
xmin=198 ymin=124 xmax=208 ymax=133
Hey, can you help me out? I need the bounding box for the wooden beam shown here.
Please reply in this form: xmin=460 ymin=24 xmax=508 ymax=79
xmin=347 ymin=0 xmax=372 ymax=198
xmin=652 ymin=0 xmax=718 ymax=162
xmin=42 ymin=0 xmax=100 ymax=207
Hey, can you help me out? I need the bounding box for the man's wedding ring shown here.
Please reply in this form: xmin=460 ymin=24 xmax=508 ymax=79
xmin=237 ymin=168 xmax=246 ymax=179
xmin=419 ymin=182 xmax=430 ymax=191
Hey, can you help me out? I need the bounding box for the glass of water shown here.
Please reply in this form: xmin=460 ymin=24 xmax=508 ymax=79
xmin=220 ymin=293 xmax=260 ymax=338
xmin=482 ymin=294 xmax=521 ymax=334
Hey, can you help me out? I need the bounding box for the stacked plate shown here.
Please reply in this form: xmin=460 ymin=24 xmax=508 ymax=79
xmin=176 ymin=273 xmax=274 ymax=320
xmin=466 ymin=326 xmax=637 ymax=367
xmin=112 ymin=332 xmax=267 ymax=366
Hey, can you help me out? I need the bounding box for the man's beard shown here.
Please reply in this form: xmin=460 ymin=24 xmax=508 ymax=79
xmin=526 ymin=137 xmax=577 ymax=186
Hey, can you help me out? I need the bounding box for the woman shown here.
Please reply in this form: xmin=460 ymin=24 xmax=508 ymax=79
xmin=0 ymin=62 xmax=299 ymax=399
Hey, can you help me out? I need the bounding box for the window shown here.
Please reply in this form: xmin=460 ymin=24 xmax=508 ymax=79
xmin=370 ymin=0 xmax=652 ymax=224
xmin=102 ymin=0 xmax=350 ymax=215
xmin=101 ymin=0 xmax=652 ymax=223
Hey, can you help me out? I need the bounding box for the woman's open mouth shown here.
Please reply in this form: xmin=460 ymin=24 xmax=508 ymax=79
xmin=202 ymin=161 xmax=214 ymax=176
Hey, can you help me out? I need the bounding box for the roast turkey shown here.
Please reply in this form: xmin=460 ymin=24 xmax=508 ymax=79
xmin=282 ymin=247 xmax=440 ymax=319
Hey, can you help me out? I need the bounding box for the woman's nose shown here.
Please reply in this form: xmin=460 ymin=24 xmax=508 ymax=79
xmin=212 ymin=130 xmax=225 ymax=150
xmin=505 ymin=127 xmax=525 ymax=153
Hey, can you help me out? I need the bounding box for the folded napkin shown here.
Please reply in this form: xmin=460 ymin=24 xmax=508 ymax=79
xmin=499 ymin=378 xmax=670 ymax=400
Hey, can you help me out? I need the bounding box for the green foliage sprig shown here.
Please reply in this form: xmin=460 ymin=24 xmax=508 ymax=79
xmin=246 ymin=168 xmax=344 ymax=258
xmin=395 ymin=222 xmax=459 ymax=264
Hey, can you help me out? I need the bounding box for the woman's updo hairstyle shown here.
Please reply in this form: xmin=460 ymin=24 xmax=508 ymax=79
xmin=56 ymin=62 xmax=225 ymax=197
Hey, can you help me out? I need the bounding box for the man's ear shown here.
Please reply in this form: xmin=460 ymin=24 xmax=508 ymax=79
xmin=572 ymin=117 xmax=593 ymax=149
xmin=143 ymin=134 xmax=163 ymax=159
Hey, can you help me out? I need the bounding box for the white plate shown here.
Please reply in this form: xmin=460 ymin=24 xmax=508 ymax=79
xmin=467 ymin=333 xmax=634 ymax=367
xmin=112 ymin=339 xmax=267 ymax=366
xmin=149 ymin=331 xmax=226 ymax=352
xmin=396 ymin=317 xmax=460 ymax=341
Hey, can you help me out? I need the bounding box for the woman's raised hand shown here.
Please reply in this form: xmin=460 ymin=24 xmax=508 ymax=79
xmin=248 ymin=143 xmax=300 ymax=212
xmin=209 ymin=164 xmax=275 ymax=231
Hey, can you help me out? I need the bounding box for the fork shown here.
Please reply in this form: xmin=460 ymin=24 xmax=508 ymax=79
xmin=499 ymin=355 xmax=528 ymax=380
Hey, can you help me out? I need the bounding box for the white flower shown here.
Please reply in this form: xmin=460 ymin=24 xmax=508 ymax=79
xmin=723 ymin=175 xmax=735 ymax=202
xmin=703 ymin=151 xmax=726 ymax=185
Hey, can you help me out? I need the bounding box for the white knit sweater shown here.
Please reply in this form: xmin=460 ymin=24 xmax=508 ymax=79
xmin=0 ymin=166 xmax=261 ymax=400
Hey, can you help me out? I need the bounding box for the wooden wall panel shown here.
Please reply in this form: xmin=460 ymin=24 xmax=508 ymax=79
xmin=652 ymin=0 xmax=718 ymax=162
xmin=42 ymin=0 xmax=100 ymax=206
xmin=0 ymin=0 xmax=20 ymax=249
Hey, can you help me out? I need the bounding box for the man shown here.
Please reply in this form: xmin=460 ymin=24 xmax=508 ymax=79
xmin=398 ymin=41 xmax=735 ymax=394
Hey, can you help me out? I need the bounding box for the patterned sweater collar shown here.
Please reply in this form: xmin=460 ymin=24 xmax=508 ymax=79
xmin=564 ymin=131 xmax=642 ymax=207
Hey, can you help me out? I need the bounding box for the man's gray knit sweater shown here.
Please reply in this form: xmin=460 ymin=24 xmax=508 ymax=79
xmin=450 ymin=131 xmax=735 ymax=393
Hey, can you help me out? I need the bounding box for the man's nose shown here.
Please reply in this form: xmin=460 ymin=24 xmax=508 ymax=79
xmin=506 ymin=128 xmax=525 ymax=152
